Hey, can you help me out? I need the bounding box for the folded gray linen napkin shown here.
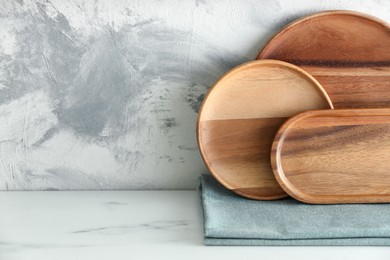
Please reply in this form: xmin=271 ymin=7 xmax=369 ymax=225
xmin=199 ymin=174 xmax=390 ymax=246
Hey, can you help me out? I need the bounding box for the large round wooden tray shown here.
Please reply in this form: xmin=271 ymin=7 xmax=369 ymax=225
xmin=257 ymin=10 xmax=390 ymax=109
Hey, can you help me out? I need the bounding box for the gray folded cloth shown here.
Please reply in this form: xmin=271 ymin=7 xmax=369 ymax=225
xmin=199 ymin=174 xmax=390 ymax=246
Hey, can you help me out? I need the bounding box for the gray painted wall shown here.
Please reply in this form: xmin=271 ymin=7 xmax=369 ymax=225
xmin=0 ymin=0 xmax=389 ymax=190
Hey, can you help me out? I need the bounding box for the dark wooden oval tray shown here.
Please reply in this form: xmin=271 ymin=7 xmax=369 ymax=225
xmin=272 ymin=108 xmax=390 ymax=204
xmin=197 ymin=60 xmax=333 ymax=200
xmin=257 ymin=10 xmax=390 ymax=109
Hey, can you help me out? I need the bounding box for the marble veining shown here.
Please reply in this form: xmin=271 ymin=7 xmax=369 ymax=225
xmin=73 ymin=220 xmax=189 ymax=234
xmin=0 ymin=0 xmax=389 ymax=189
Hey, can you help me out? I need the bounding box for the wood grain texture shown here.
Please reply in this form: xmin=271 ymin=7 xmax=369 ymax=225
xmin=197 ymin=60 xmax=333 ymax=200
xmin=257 ymin=10 xmax=390 ymax=109
xmin=272 ymin=108 xmax=390 ymax=204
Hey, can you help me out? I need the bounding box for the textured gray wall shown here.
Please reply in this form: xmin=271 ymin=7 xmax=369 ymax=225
xmin=0 ymin=0 xmax=389 ymax=190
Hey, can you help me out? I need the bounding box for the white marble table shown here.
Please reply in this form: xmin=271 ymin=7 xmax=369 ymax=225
xmin=0 ymin=191 xmax=389 ymax=260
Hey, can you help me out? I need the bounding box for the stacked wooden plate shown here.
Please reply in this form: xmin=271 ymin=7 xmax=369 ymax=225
xmin=197 ymin=10 xmax=390 ymax=204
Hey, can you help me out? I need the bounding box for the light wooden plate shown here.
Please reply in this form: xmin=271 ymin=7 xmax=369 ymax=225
xmin=272 ymin=108 xmax=390 ymax=204
xmin=257 ymin=10 xmax=390 ymax=109
xmin=197 ymin=60 xmax=333 ymax=200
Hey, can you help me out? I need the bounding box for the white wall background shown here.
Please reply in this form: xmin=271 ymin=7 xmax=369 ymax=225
xmin=0 ymin=0 xmax=389 ymax=190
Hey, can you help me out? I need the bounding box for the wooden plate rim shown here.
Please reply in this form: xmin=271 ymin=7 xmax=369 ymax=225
xmin=257 ymin=10 xmax=390 ymax=60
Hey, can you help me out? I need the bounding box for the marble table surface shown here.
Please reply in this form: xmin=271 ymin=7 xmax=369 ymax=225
xmin=0 ymin=191 xmax=389 ymax=260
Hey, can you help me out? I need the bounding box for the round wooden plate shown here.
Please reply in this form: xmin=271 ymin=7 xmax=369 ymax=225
xmin=257 ymin=10 xmax=390 ymax=109
xmin=197 ymin=60 xmax=333 ymax=200
xmin=271 ymin=108 xmax=390 ymax=204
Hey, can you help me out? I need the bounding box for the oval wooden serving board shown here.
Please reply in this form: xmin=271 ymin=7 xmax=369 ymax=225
xmin=272 ymin=108 xmax=390 ymax=204
xmin=257 ymin=10 xmax=390 ymax=109
xmin=197 ymin=60 xmax=333 ymax=200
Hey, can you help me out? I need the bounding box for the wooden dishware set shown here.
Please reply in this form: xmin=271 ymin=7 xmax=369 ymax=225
xmin=197 ymin=11 xmax=390 ymax=204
